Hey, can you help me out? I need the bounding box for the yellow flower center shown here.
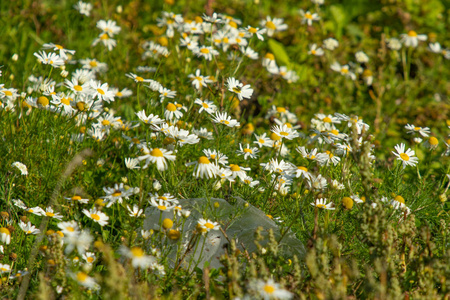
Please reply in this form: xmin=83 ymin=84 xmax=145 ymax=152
xmin=317 ymin=204 xmax=326 ymax=209
xmin=298 ymin=166 xmax=308 ymax=172
xmin=74 ymin=85 xmax=83 ymax=92
xmin=265 ymin=53 xmax=275 ymax=60
xmin=112 ymin=190 xmax=122 ymax=197
xmin=102 ymin=120 xmax=110 ymax=126
xmin=157 ymin=205 xmax=167 ymax=210
xmin=166 ymin=103 xmax=177 ymax=111
xmin=198 ymin=156 xmax=211 ymax=164
xmin=279 ymin=131 xmax=289 ymax=136
xmin=330 ymin=129 xmax=339 ymax=135
xmin=202 ymin=103 xmax=209 ymax=108
xmin=263 ymin=284 xmax=275 ymax=294
xmin=408 ymin=30 xmax=418 ymax=37
xmin=400 ymin=153 xmax=410 ymax=161
xmin=270 ymin=132 xmax=281 ymax=141
xmin=266 ymin=21 xmax=276 ymax=30
xmin=311 ymin=50 xmax=316 ymax=54
xmin=72 ymin=196 xmax=82 ymax=201
xmin=200 ymin=48 xmax=210 ymax=54
xmin=151 ymin=148 xmax=164 ymax=157
xmin=91 ymin=214 xmax=100 ymax=221
xmin=97 ymin=88 xmax=105 ymax=95
xmin=46 ymin=212 xmax=55 ymax=217
xmin=205 ymin=222 xmax=215 ymax=229
xmin=4 ymin=91 xmax=12 ymax=96
xmin=61 ymin=97 xmax=71 ymax=105
xmin=243 ymin=148 xmax=252 ymax=153
xmin=323 ymin=117 xmax=332 ymax=123
xmin=230 ymin=164 xmax=241 ymax=172
xmin=305 ymin=12 xmax=313 ymax=19
xmin=76 ymin=272 xmax=88 ymax=282
xmin=55 ymin=44 xmax=63 ymax=49
xmin=67 ymin=226 xmax=75 ymax=232
xmin=429 ymin=137 xmax=438 ymax=146
xmin=135 ymin=76 xmax=144 ymax=82
xmin=394 ymin=195 xmax=405 ymax=204
xmin=100 ymin=33 xmax=109 ymax=40
xmin=0 ymin=228 xmax=10 ymax=235
xmin=130 ymin=247 xmax=144 ymax=257
xmin=232 ymin=87 xmax=242 ymax=93
xmin=89 ymin=61 xmax=98 ymax=67
xmin=87 ymin=257 xmax=94 ymax=263
xmin=37 ymin=96 xmax=49 ymax=106
xmin=341 ymin=68 xmax=349 ymax=74
xmin=248 ymin=27 xmax=257 ymax=34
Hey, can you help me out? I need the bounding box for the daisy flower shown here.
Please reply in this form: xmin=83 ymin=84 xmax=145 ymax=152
xmin=42 ymin=43 xmax=75 ymax=60
xmin=236 ymin=144 xmax=260 ymax=159
xmin=242 ymin=26 xmax=266 ymax=41
xmin=79 ymin=59 xmax=108 ymax=74
xmin=0 ymin=228 xmax=11 ymax=244
xmin=229 ymin=164 xmax=251 ymax=181
xmin=423 ymin=136 xmax=439 ymax=150
xmin=227 ymin=77 xmax=253 ymax=101
xmin=138 ymin=147 xmax=176 ymax=171
xmin=331 ymin=62 xmax=356 ymax=80
xmin=135 ymin=110 xmax=164 ymax=125
xmin=74 ymin=1 xmax=92 ymax=16
xmin=271 ymin=124 xmax=299 ymax=140
xmin=82 ymin=252 xmax=96 ymax=264
xmin=400 ymin=30 xmax=427 ymax=48
xmin=0 ymin=263 xmax=11 ymax=274
xmin=404 ymin=124 xmax=431 ymax=137
xmin=58 ymin=221 xmax=79 ymax=236
xmin=12 ymin=162 xmax=28 ymax=175
xmin=149 ymin=198 xmax=176 ymax=212
xmin=241 ymin=46 xmax=259 ymax=60
xmin=127 ymin=205 xmax=143 ymax=217
xmin=254 ymin=133 xmax=274 ymax=148
xmin=243 ymin=176 xmax=260 ymax=187
xmin=194 ymin=46 xmax=219 ymax=61
xmin=120 ymin=246 xmax=156 ymax=269
xmin=92 ymin=33 xmax=117 ymax=51
xmin=188 ymin=69 xmax=212 ymax=90
xmin=260 ymin=16 xmax=288 ymax=37
xmin=83 ymin=208 xmax=109 ymax=226
xmin=203 ymin=149 xmax=228 ymax=166
xmin=164 ymin=102 xmax=183 ymax=121
xmin=19 ymin=221 xmax=40 ymax=235
xmin=126 ymin=73 xmax=152 ymax=83
xmin=392 ymin=143 xmax=419 ymax=168
xmin=306 ymin=174 xmax=328 ymax=190
xmin=158 ymin=86 xmax=177 ymax=102
xmin=212 ymin=112 xmax=240 ymax=128
xmin=33 ymin=51 xmax=65 ymax=67
xmin=311 ymin=198 xmax=335 ymax=210
xmin=252 ymin=278 xmax=293 ymax=300
xmin=197 ymin=218 xmax=220 ymax=233
xmin=186 ymin=156 xmax=217 ymax=179
xmin=125 ymin=158 xmax=140 ymax=169
xmin=308 ymin=44 xmax=324 ymax=56
xmin=96 ymin=19 xmax=121 ymax=37
xmin=194 ymin=98 xmax=217 ymax=114
xmin=44 ymin=207 xmax=63 ymax=220
xmin=323 ymin=38 xmax=339 ymax=50
xmin=71 ymin=271 xmax=98 ymax=289
xmin=355 ymin=51 xmax=369 ymax=63
xmin=299 ymin=10 xmax=320 ymax=26
xmin=101 ymin=183 xmax=136 ymax=207
xmin=89 ymin=80 xmax=115 ymax=103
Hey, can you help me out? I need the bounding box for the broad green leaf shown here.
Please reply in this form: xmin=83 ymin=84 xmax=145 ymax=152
xmin=268 ymin=39 xmax=290 ymax=66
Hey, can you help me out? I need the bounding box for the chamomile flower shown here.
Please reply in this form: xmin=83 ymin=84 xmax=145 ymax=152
xmin=331 ymin=62 xmax=356 ymax=80
xmin=42 ymin=43 xmax=75 ymax=60
xmin=241 ymin=46 xmax=259 ymax=60
xmin=252 ymin=278 xmax=293 ymax=300
xmin=158 ymin=86 xmax=177 ymax=102
xmin=19 ymin=221 xmax=40 ymax=235
xmin=186 ymin=156 xmax=217 ymax=179
xmin=203 ymin=149 xmax=228 ymax=166
xmin=423 ymin=136 xmax=439 ymax=150
xmin=243 ymin=26 xmax=266 ymax=40
xmin=404 ymin=124 xmax=431 ymax=137
xmin=306 ymin=174 xmax=328 ymax=190
xmin=149 ymin=198 xmax=176 ymax=212
xmin=89 ymin=80 xmax=115 ymax=103
xmin=308 ymin=44 xmax=324 ymax=56
xmin=401 ymin=30 xmax=427 ymax=48
xmin=125 ymin=157 xmax=141 ymax=169
xmin=120 ymin=246 xmax=156 ymax=268
xmin=227 ymin=77 xmax=253 ymax=101
xmin=299 ymin=10 xmax=320 ymax=26
xmin=197 ymin=218 xmax=220 ymax=232
xmin=271 ymin=124 xmax=299 ymax=140
xmin=212 ymin=112 xmax=240 ymax=128
xmin=34 ymin=51 xmax=65 ymax=67
xmin=236 ymin=144 xmax=260 ymax=159
xmin=138 ymin=147 xmax=176 ymax=171
xmin=58 ymin=221 xmax=79 ymax=236
xmin=96 ymin=19 xmax=121 ymax=37
xmin=311 ymin=198 xmax=335 ymax=210
xmin=44 ymin=207 xmax=63 ymax=220
xmin=195 ymin=98 xmax=217 ymax=114
xmin=71 ymin=271 xmax=98 ymax=289
xmin=355 ymin=51 xmax=369 ymax=63
xmin=164 ymin=102 xmax=183 ymax=121
xmin=12 ymin=161 xmax=28 ymax=175
xmin=74 ymin=1 xmax=92 ymax=16
xmin=229 ymin=164 xmax=251 ymax=181
xmin=194 ymin=46 xmax=219 ymax=61
xmin=102 ymin=183 xmax=136 ymax=207
xmin=83 ymin=208 xmax=109 ymax=226
xmin=0 ymin=263 xmax=11 ymax=274
xmin=254 ymin=133 xmax=274 ymax=148
xmin=126 ymin=73 xmax=152 ymax=83
xmin=135 ymin=110 xmax=164 ymax=125
xmin=127 ymin=205 xmax=143 ymax=217
xmin=323 ymin=38 xmax=339 ymax=50
xmin=392 ymin=143 xmax=419 ymax=168
xmin=260 ymin=16 xmax=288 ymax=37
xmin=188 ymin=69 xmax=212 ymax=90
xmin=0 ymin=227 xmax=11 ymax=244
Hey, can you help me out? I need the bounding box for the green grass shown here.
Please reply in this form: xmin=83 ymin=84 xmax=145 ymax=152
xmin=0 ymin=0 xmax=449 ymax=298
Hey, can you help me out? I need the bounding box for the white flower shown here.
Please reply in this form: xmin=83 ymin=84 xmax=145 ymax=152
xmin=188 ymin=69 xmax=212 ymax=90
xmin=74 ymin=1 xmax=92 ymax=16
xmin=83 ymin=208 xmax=109 ymax=226
xmin=323 ymin=38 xmax=339 ymax=50
xmin=120 ymin=246 xmax=156 ymax=269
xmin=252 ymin=278 xmax=293 ymax=300
xmin=404 ymin=124 xmax=431 ymax=137
xmin=19 ymin=221 xmax=40 ymax=235
xmin=186 ymin=156 xmax=217 ymax=179
xmin=260 ymin=16 xmax=288 ymax=37
xmin=400 ymin=30 xmax=427 ymax=48
xmin=331 ymin=62 xmax=356 ymax=80
xmin=428 ymin=42 xmax=441 ymax=53
xmin=227 ymin=77 xmax=253 ymax=101
xmin=392 ymin=143 xmax=419 ymax=169
xmin=197 ymin=218 xmax=220 ymax=232
xmin=138 ymin=147 xmax=176 ymax=171
xmin=299 ymin=10 xmax=320 ymax=26
xmin=127 ymin=205 xmax=143 ymax=217
xmin=125 ymin=158 xmax=140 ymax=169
xmin=355 ymin=51 xmax=369 ymax=63
xmin=12 ymin=162 xmax=28 ymax=175
xmin=387 ymin=38 xmax=402 ymax=50
xmin=212 ymin=112 xmax=240 ymax=128
xmin=71 ymin=271 xmax=99 ymax=290
xmin=311 ymin=198 xmax=335 ymax=210
xmin=308 ymin=44 xmax=324 ymax=56
xmin=33 ymin=51 xmax=65 ymax=67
